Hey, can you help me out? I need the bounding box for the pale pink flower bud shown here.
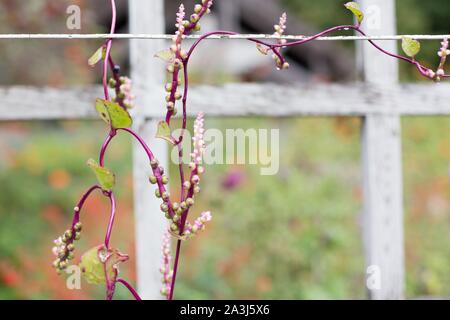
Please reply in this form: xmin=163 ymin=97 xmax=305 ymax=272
xmin=191 ymin=113 xmax=205 ymax=167
xmin=160 ymin=231 xmax=173 ymax=300
xmin=176 ymin=4 xmax=185 ymax=28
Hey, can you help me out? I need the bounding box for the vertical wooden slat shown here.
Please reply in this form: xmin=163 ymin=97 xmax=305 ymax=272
xmin=129 ymin=0 xmax=167 ymax=299
xmin=359 ymin=0 xmax=405 ymax=299
xmin=217 ymin=0 xmax=239 ymax=30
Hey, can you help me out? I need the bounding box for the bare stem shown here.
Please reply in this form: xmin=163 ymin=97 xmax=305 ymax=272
xmin=104 ymin=191 xmax=116 ymax=249
xmin=169 ymin=239 xmax=182 ymax=300
xmin=117 ymin=278 xmax=142 ymax=300
xmin=70 ymin=185 xmax=101 ymax=229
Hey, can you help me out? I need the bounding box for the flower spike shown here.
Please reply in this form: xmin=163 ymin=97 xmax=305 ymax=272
xmin=160 ymin=231 xmax=173 ymax=299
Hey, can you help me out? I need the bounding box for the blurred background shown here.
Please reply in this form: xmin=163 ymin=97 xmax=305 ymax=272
xmin=0 ymin=0 xmax=448 ymax=299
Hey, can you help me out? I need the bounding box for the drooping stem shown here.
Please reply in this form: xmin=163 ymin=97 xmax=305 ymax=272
xmin=120 ymin=128 xmax=155 ymax=160
xmin=168 ymin=239 xmax=182 ymax=300
xmin=118 ymin=128 xmax=176 ymax=218
xmin=117 ymin=278 xmax=142 ymax=300
xmin=70 ymin=185 xmax=101 ymax=228
xmin=186 ymin=25 xmax=446 ymax=80
xmin=99 ymin=130 xmax=116 ymax=167
xmin=104 ymin=191 xmax=116 ymax=249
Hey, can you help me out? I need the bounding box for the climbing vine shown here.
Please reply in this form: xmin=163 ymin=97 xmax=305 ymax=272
xmin=51 ymin=1 xmax=448 ymax=300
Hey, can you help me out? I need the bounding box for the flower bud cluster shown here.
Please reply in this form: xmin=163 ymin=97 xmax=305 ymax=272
xmin=183 ymin=211 xmax=212 ymax=239
xmin=435 ymin=38 xmax=449 ymax=81
xmin=148 ymin=158 xmax=175 ymax=224
xmin=272 ymin=13 xmax=289 ymax=70
xmin=164 ymin=1 xmax=213 ymax=120
xmin=160 ymin=231 xmax=173 ymax=299
xmin=185 ymin=112 xmax=206 ymax=201
xmin=438 ymin=38 xmax=449 ymax=58
xmin=109 ymin=76 xmax=135 ymax=109
xmin=190 ymin=112 xmax=205 ymax=168
xmin=52 ymin=221 xmax=82 ymax=274
xmin=274 ymin=13 xmax=288 ymax=45
xmin=152 ymin=113 xmax=208 ymax=238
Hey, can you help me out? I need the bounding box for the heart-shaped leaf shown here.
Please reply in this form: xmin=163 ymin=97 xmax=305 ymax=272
xmin=87 ymin=159 xmax=115 ymax=191
xmin=88 ymin=46 xmax=106 ymax=67
xmin=156 ymin=121 xmax=176 ymax=144
xmin=402 ymin=37 xmax=421 ymax=58
xmin=154 ymin=49 xmax=175 ymax=62
xmin=79 ymin=245 xmax=129 ymax=285
xmin=95 ymin=99 xmax=132 ymax=129
xmin=345 ymin=2 xmax=364 ymax=25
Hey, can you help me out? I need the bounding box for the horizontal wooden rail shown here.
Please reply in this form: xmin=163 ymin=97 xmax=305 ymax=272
xmin=1 ymin=83 xmax=450 ymax=121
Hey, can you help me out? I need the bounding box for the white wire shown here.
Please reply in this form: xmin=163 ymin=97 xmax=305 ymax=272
xmin=0 ymin=33 xmax=448 ymax=41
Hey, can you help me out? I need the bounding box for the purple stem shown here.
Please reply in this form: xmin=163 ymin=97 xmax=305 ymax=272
xmin=186 ymin=25 xmax=445 ymax=80
xmin=104 ymin=191 xmax=116 ymax=249
xmin=102 ymin=0 xmax=117 ymax=101
xmin=117 ymin=278 xmax=142 ymax=300
xmin=70 ymin=185 xmax=101 ymax=229
xmin=169 ymin=240 xmax=182 ymax=300
xmin=119 ymin=128 xmax=155 ymax=160
xmin=176 ymin=63 xmax=191 ymax=201
xmin=118 ymin=128 xmax=176 ymax=218
xmin=99 ymin=130 xmax=116 ymax=167
xmin=186 ymin=31 xmax=284 ymax=63
xmin=105 ymin=256 xmax=118 ymax=300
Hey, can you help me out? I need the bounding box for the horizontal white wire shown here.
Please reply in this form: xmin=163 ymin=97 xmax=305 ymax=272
xmin=0 ymin=33 xmax=448 ymax=41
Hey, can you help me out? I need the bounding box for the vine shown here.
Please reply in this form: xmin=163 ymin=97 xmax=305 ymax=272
xmin=51 ymin=1 xmax=448 ymax=300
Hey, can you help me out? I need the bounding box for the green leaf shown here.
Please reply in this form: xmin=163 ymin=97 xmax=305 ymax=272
xmin=344 ymin=2 xmax=364 ymax=25
xmin=156 ymin=121 xmax=176 ymax=145
xmin=79 ymin=245 xmax=128 ymax=285
xmin=154 ymin=49 xmax=175 ymax=62
xmin=87 ymin=159 xmax=115 ymax=190
xmin=402 ymin=37 xmax=421 ymax=58
xmin=95 ymin=98 xmax=132 ymax=129
xmin=88 ymin=46 xmax=106 ymax=67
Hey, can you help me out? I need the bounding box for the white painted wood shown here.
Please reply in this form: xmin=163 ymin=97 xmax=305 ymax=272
xmin=217 ymin=0 xmax=239 ymax=30
xmin=129 ymin=0 xmax=167 ymax=300
xmin=359 ymin=0 xmax=404 ymax=300
xmin=1 ymin=83 xmax=450 ymax=121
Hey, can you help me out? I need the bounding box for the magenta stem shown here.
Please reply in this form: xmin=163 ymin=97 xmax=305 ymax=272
xmin=177 ymin=62 xmax=190 ymax=201
xmin=104 ymin=191 xmax=116 ymax=249
xmin=102 ymin=0 xmax=117 ymax=101
xmin=186 ymin=25 xmax=444 ymax=81
xmin=99 ymin=130 xmax=116 ymax=167
xmin=119 ymin=128 xmax=155 ymax=160
xmin=168 ymin=240 xmax=182 ymax=300
xmin=118 ymin=128 xmax=177 ymax=218
xmin=70 ymin=185 xmax=101 ymax=228
xmin=56 ymin=185 xmax=102 ymax=271
xmin=117 ymin=278 xmax=142 ymax=300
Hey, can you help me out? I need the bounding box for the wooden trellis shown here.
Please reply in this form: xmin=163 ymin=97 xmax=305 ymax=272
xmin=0 ymin=0 xmax=449 ymax=299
